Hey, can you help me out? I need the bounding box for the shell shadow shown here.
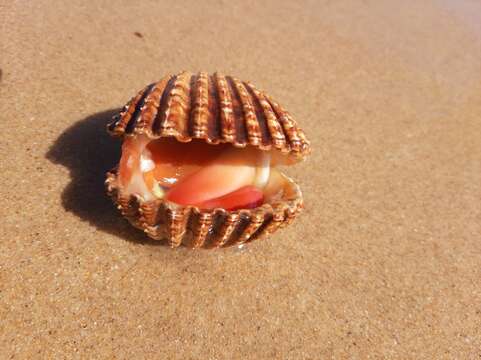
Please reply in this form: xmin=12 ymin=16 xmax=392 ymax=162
xmin=46 ymin=109 xmax=165 ymax=246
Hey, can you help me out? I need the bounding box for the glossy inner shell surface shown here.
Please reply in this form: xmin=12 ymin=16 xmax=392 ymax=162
xmin=118 ymin=135 xmax=291 ymax=211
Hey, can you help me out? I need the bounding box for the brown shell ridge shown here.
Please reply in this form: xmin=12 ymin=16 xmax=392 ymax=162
xmin=189 ymin=210 xmax=213 ymax=248
xmin=210 ymin=212 xmax=240 ymax=248
xmin=108 ymin=71 xmax=310 ymax=159
xmin=125 ymin=83 xmax=156 ymax=134
xmin=246 ymin=212 xmax=274 ymax=243
xmin=204 ymin=211 xmax=227 ymax=248
xmin=235 ymin=210 xmax=266 ymax=245
xmin=206 ymin=74 xmax=221 ymax=142
xmin=105 ymin=170 xmax=303 ymax=248
xmin=137 ymin=76 xmax=171 ymax=134
xmin=213 ymin=72 xmax=236 ymax=143
xmin=160 ymin=71 xmax=192 ymax=140
xmin=190 ymin=72 xmax=209 ymax=139
xmin=265 ymin=94 xmax=309 ymax=156
xmin=230 ymin=77 xmax=263 ymax=147
xmin=151 ymin=74 xmax=177 ymax=136
xmin=167 ymin=207 xmax=191 ymax=247
xmin=242 ymin=81 xmax=272 ymax=147
xmin=244 ymin=82 xmax=287 ymax=151
xmin=108 ymin=87 xmax=146 ymax=136
xmin=225 ymin=76 xmax=249 ymax=146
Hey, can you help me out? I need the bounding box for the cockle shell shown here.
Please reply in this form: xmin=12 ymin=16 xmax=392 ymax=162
xmin=106 ymin=71 xmax=310 ymax=248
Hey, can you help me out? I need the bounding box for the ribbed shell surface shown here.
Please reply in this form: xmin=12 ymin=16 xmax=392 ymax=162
xmin=108 ymin=71 xmax=310 ymax=159
xmin=105 ymin=170 xmax=304 ymax=248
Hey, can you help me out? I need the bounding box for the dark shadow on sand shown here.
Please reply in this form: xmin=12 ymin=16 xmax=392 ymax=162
xmin=46 ymin=109 xmax=165 ymax=246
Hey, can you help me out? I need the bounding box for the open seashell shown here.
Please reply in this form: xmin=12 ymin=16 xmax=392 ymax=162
xmin=106 ymin=71 xmax=310 ymax=248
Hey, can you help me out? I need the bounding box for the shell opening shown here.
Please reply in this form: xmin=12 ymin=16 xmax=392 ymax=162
xmin=118 ymin=135 xmax=292 ymax=210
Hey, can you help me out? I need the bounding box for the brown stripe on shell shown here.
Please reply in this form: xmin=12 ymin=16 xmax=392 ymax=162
xmin=143 ymin=225 xmax=162 ymax=241
xmin=117 ymin=193 xmax=140 ymax=219
xmin=159 ymin=71 xmax=192 ymax=141
xmin=207 ymin=74 xmax=221 ymax=143
xmin=234 ymin=211 xmax=265 ymax=245
xmin=230 ymin=77 xmax=263 ymax=147
xmin=245 ymin=213 xmax=274 ymax=243
xmin=108 ymin=87 xmax=146 ymax=136
xmin=136 ymin=76 xmax=171 ymax=135
xmin=242 ymin=82 xmax=272 ymax=148
xmin=124 ymin=83 xmax=156 ymax=134
xmin=244 ymin=82 xmax=287 ymax=151
xmin=142 ymin=202 xmax=169 ymax=241
xmin=138 ymin=201 xmax=156 ymax=226
xmin=294 ymin=126 xmax=310 ymax=155
xmin=265 ymin=94 xmax=308 ymax=155
xmin=210 ymin=212 xmax=240 ymax=248
xmin=190 ymin=211 xmax=214 ymax=248
xmin=152 ymin=75 xmax=177 ymax=135
xmin=214 ymin=72 xmax=236 ymax=143
xmin=225 ymin=76 xmax=248 ymax=146
xmin=167 ymin=207 xmax=191 ymax=247
xmin=203 ymin=210 xmax=228 ymax=248
xmin=224 ymin=213 xmax=252 ymax=246
xmin=190 ymin=72 xmax=210 ymax=139
xmin=284 ymin=201 xmax=303 ymax=227
xmin=258 ymin=205 xmax=287 ymax=235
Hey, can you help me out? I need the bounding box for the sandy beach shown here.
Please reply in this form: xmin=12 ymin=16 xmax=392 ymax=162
xmin=1 ymin=0 xmax=480 ymax=358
